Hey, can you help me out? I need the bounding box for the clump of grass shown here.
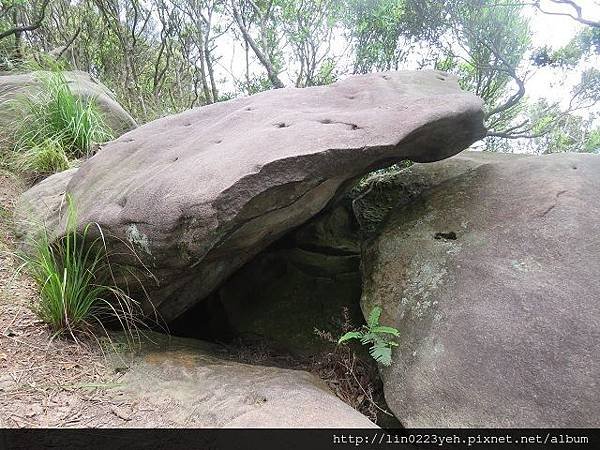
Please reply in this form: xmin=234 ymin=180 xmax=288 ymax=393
xmin=11 ymin=138 xmax=72 ymax=180
xmin=8 ymin=72 xmax=112 ymax=179
xmin=17 ymin=198 xmax=144 ymax=341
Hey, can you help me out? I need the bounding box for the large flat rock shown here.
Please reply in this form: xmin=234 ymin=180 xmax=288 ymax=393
xmin=18 ymin=70 xmax=485 ymax=322
xmin=361 ymin=152 xmax=600 ymax=427
xmin=108 ymin=333 xmax=377 ymax=428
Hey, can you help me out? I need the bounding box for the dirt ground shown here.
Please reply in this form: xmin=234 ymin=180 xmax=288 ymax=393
xmin=0 ymin=170 xmax=142 ymax=428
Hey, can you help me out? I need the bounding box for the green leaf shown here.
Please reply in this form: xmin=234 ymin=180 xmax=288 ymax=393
xmin=367 ymin=306 xmax=382 ymax=328
xmin=370 ymin=342 xmax=393 ymax=367
xmin=371 ymin=325 xmax=400 ymax=337
xmin=338 ymin=331 xmax=363 ymax=344
xmin=360 ymin=332 xmax=376 ymax=346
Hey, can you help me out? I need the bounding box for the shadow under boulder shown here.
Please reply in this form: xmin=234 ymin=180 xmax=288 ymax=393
xmin=171 ymin=201 xmax=365 ymax=356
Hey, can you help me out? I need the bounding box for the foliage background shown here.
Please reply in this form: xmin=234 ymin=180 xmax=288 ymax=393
xmin=1 ymin=0 xmax=599 ymax=154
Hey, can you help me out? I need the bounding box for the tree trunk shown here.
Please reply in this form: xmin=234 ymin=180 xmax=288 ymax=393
xmin=204 ymin=33 xmax=218 ymax=102
xmin=196 ymin=17 xmax=213 ymax=104
xmin=230 ymin=0 xmax=284 ymax=89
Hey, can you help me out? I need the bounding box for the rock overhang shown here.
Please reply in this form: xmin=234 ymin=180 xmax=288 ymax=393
xmin=17 ymin=70 xmax=486 ymax=322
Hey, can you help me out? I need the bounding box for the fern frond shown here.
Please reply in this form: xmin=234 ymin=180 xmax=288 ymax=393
xmin=360 ymin=332 xmax=375 ymax=346
xmin=338 ymin=331 xmax=363 ymax=344
xmin=370 ymin=342 xmax=393 ymax=367
xmin=370 ymin=325 xmax=400 ymax=337
xmin=367 ymin=305 xmax=382 ymax=328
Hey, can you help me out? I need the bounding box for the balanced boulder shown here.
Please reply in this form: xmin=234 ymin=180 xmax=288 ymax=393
xmin=361 ymin=152 xmax=600 ymax=427
xmin=18 ymin=70 xmax=485 ymax=322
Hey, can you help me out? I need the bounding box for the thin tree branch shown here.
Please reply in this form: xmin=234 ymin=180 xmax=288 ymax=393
xmin=536 ymin=0 xmax=600 ymax=28
xmin=230 ymin=0 xmax=284 ymax=88
xmin=0 ymin=0 xmax=51 ymax=40
xmin=57 ymin=26 xmax=82 ymax=58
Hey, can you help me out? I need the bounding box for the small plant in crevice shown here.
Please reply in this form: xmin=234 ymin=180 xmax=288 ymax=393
xmin=338 ymin=306 xmax=399 ymax=367
xmin=314 ymin=307 xmax=394 ymax=423
xmin=15 ymin=197 xmax=149 ymax=344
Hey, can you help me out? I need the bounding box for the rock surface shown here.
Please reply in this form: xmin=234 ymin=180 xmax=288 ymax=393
xmin=18 ymin=70 xmax=485 ymax=322
xmin=361 ymin=151 xmax=600 ymax=427
xmin=0 ymin=70 xmax=136 ymax=137
xmin=15 ymin=168 xmax=76 ymax=236
xmin=109 ymin=333 xmax=377 ymax=428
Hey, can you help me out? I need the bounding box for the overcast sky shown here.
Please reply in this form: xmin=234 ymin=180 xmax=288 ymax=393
xmin=526 ymin=0 xmax=599 ymax=106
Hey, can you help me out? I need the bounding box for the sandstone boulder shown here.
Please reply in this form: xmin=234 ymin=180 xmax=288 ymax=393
xmin=18 ymin=70 xmax=485 ymax=322
xmin=0 ymin=70 xmax=136 ymax=138
xmin=361 ymin=152 xmax=600 ymax=427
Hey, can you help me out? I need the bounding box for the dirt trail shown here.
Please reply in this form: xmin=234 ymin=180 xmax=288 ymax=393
xmin=0 ymin=171 xmax=138 ymax=427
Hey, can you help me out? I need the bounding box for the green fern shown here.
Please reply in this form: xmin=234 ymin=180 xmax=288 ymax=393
xmin=338 ymin=306 xmax=399 ymax=366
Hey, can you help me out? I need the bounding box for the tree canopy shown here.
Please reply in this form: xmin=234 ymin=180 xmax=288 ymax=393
xmin=1 ymin=0 xmax=598 ymax=153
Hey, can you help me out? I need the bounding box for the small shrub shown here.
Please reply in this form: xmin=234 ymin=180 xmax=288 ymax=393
xmin=19 ymin=52 xmax=70 ymax=73
xmin=17 ymin=198 xmax=143 ymax=340
xmin=338 ymin=306 xmax=399 ymax=366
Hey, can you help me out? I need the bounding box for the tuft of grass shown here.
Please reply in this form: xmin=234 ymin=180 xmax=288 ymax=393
xmin=8 ymin=72 xmax=112 ymax=178
xmin=10 ymin=138 xmax=72 ymax=180
xmin=16 ymin=197 xmax=145 ymax=342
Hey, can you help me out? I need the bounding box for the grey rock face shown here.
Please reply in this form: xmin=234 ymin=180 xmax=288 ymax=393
xmin=0 ymin=70 xmax=136 ymax=137
xmin=361 ymin=152 xmax=600 ymax=427
xmin=18 ymin=70 xmax=485 ymax=322
xmin=14 ymin=168 xmax=76 ymax=237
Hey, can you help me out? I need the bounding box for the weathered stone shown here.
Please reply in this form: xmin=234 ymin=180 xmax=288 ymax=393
xmin=0 ymin=70 xmax=136 ymax=138
xmin=18 ymin=70 xmax=485 ymax=322
xmin=352 ymin=151 xmax=530 ymax=236
xmin=361 ymin=151 xmax=600 ymax=427
xmin=110 ymin=332 xmax=377 ymax=428
xmin=14 ymin=168 xmax=76 ymax=239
